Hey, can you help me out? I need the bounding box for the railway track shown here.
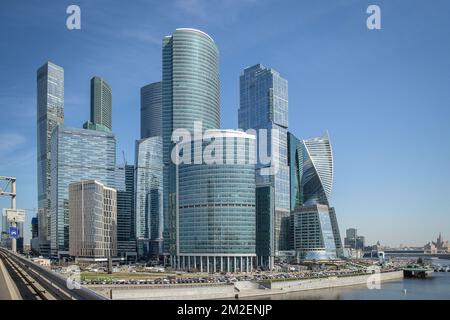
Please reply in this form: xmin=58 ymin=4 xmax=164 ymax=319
xmin=0 ymin=248 xmax=107 ymax=300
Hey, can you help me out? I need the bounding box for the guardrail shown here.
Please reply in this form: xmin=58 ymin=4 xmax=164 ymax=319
xmin=0 ymin=248 xmax=108 ymax=300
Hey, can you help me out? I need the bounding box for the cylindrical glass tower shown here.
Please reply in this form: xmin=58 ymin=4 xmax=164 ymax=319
xmin=162 ymin=28 xmax=220 ymax=258
xmin=172 ymin=130 xmax=256 ymax=273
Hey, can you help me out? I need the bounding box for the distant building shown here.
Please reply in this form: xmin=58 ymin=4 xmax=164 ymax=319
xmin=140 ymin=81 xmax=162 ymax=139
xmin=69 ymin=180 xmax=117 ymax=258
xmin=83 ymin=76 xmax=112 ymax=132
xmin=424 ymin=233 xmax=450 ymax=253
xmin=344 ymin=228 xmax=365 ymax=250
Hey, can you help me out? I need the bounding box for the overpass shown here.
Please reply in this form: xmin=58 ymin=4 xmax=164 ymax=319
xmin=0 ymin=248 xmax=107 ymax=300
xmin=383 ymin=250 xmax=450 ymax=259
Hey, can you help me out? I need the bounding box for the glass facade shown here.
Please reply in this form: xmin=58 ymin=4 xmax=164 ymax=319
xmin=37 ymin=61 xmax=64 ymax=254
xmin=135 ymin=136 xmax=163 ymax=257
xmin=292 ymin=204 xmax=337 ymax=260
xmin=115 ymin=164 xmax=137 ymax=260
xmin=141 ymin=81 xmax=162 ymax=139
xmin=50 ymin=126 xmax=116 ymax=257
xmin=302 ymin=132 xmax=333 ymax=206
xmin=172 ymin=130 xmax=256 ymax=272
xmin=255 ymin=185 xmax=275 ymax=269
xmin=88 ymin=76 xmax=112 ymax=131
xmin=238 ymin=64 xmax=290 ymax=256
xmin=162 ymin=28 xmax=220 ymax=258
xmin=287 ymin=132 xmax=304 ymax=211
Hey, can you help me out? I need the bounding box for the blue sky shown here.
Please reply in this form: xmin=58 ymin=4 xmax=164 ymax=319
xmin=1 ymin=0 xmax=449 ymax=246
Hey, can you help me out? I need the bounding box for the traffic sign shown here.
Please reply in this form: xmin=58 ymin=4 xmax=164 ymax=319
xmin=5 ymin=209 xmax=25 ymax=223
xmin=9 ymin=226 xmax=19 ymax=239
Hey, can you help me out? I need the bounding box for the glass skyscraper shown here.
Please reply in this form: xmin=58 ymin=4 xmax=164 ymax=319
xmin=83 ymin=76 xmax=112 ymax=132
xmin=173 ymin=130 xmax=256 ymax=273
xmin=291 ymin=204 xmax=337 ymax=260
xmin=37 ymin=61 xmax=64 ymax=256
xmin=115 ymin=164 xmax=137 ymax=261
xmin=141 ymin=81 xmax=162 ymax=139
xmin=288 ymin=131 xmax=343 ymax=259
xmin=162 ymin=28 xmax=220 ymax=260
xmin=135 ymin=136 xmax=163 ymax=258
xmin=50 ymin=126 xmax=116 ymax=257
xmin=238 ymin=64 xmax=290 ymax=262
xmin=302 ymin=132 xmax=333 ymax=206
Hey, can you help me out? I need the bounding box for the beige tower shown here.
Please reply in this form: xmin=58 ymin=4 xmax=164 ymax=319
xmin=69 ymin=180 xmax=117 ymax=258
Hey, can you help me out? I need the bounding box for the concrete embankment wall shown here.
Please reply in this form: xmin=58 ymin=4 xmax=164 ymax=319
xmin=89 ymin=283 xmax=236 ymax=300
xmin=88 ymin=271 xmax=403 ymax=300
xmin=257 ymin=271 xmax=403 ymax=293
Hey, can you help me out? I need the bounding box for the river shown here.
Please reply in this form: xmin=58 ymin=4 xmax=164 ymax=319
xmin=242 ymin=259 xmax=450 ymax=300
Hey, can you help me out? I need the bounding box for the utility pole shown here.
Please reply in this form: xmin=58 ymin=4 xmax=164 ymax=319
xmin=0 ymin=176 xmax=21 ymax=253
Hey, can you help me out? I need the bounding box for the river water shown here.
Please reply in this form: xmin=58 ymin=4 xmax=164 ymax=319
xmin=243 ymin=259 xmax=450 ymax=300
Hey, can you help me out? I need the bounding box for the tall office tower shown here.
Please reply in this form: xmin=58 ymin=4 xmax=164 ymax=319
xmin=291 ymin=204 xmax=337 ymax=260
xmin=83 ymin=76 xmax=112 ymax=132
xmin=303 ymin=133 xmax=343 ymax=258
xmin=239 ymin=64 xmax=290 ymax=264
xmin=37 ymin=61 xmax=64 ymax=256
xmin=162 ymin=28 xmax=220 ymax=261
xmin=135 ymin=136 xmax=163 ymax=258
xmin=302 ymin=132 xmax=333 ymax=206
xmin=50 ymin=126 xmax=116 ymax=258
xmin=141 ymin=81 xmax=162 ymax=139
xmin=69 ymin=180 xmax=117 ymax=258
xmin=115 ymin=164 xmax=137 ymax=262
xmin=172 ymin=130 xmax=256 ymax=272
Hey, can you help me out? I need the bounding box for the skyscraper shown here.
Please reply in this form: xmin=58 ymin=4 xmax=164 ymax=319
xmin=238 ymin=64 xmax=290 ymax=261
xmin=291 ymin=204 xmax=337 ymax=260
xmin=173 ymin=130 xmax=256 ymax=272
xmin=141 ymin=81 xmax=162 ymax=139
xmin=302 ymin=132 xmax=333 ymax=206
xmin=37 ymin=61 xmax=64 ymax=256
xmin=50 ymin=126 xmax=116 ymax=257
xmin=115 ymin=164 xmax=137 ymax=261
xmin=162 ymin=28 xmax=220 ymax=260
xmin=135 ymin=136 xmax=163 ymax=258
xmin=69 ymin=180 xmax=117 ymax=258
xmin=83 ymin=76 xmax=112 ymax=132
xmin=288 ymin=132 xmax=343 ymax=259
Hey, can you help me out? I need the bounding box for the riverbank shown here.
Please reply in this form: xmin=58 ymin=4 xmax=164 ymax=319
xmin=236 ymin=271 xmax=403 ymax=299
xmin=87 ymin=270 xmax=403 ymax=300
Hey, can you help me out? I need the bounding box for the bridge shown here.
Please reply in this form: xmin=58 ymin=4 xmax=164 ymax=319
xmin=383 ymin=250 xmax=450 ymax=259
xmin=0 ymin=248 xmax=107 ymax=300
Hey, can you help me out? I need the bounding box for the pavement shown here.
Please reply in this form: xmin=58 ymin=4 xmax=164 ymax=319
xmin=0 ymin=258 xmax=20 ymax=300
